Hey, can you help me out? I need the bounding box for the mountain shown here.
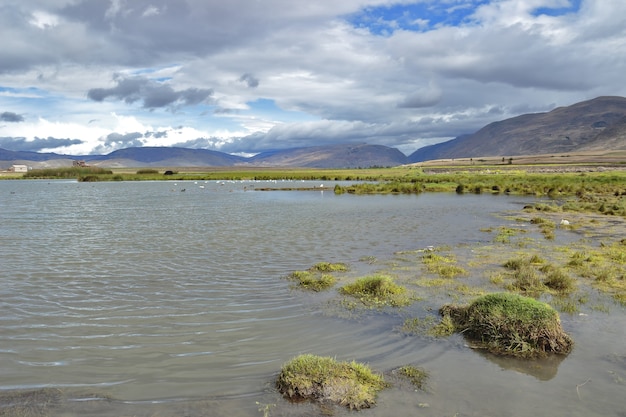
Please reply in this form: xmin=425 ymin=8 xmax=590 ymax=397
xmin=247 ymin=143 xmax=408 ymax=168
xmin=409 ymin=96 xmax=626 ymax=162
xmin=0 ymin=143 xmax=406 ymax=169
xmin=87 ymin=146 xmax=247 ymax=167
xmin=0 ymin=148 xmax=66 ymax=162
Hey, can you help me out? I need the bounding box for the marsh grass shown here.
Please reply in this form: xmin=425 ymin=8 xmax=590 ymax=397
xmin=502 ymin=256 xmax=576 ymax=296
xmin=23 ymin=167 xmax=113 ymax=180
xmin=400 ymin=314 xmax=455 ymax=337
xmin=395 ymin=366 xmax=429 ymax=391
xmin=541 ymin=265 xmax=576 ymax=293
xmin=288 ymin=270 xmax=337 ymax=292
xmin=287 ymin=262 xmax=349 ymax=292
xmin=276 ymin=354 xmax=387 ymax=410
xmin=340 ymin=275 xmax=411 ymax=307
xmin=287 ymin=262 xmax=348 ymax=292
xmin=566 ymin=244 xmax=626 ymax=305
xmin=494 ymin=226 xmax=527 ymax=243
xmin=441 ymin=293 xmax=573 ymax=357
xmin=422 ymin=252 xmax=468 ymax=278
xmin=311 ymin=262 xmax=349 ymax=273
xmin=530 ymin=217 xmax=557 ymax=239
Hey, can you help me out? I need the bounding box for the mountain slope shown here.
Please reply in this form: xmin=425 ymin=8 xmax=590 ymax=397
xmin=1 ymin=144 xmax=408 ymax=169
xmin=89 ymin=146 xmax=247 ymax=167
xmin=409 ymin=96 xmax=626 ymax=162
xmin=248 ymin=143 xmax=408 ymax=168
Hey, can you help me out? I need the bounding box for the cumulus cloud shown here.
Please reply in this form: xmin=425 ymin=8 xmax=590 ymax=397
xmin=0 ymin=136 xmax=83 ymax=152
xmin=87 ymin=75 xmax=214 ymax=109
xmin=1 ymin=112 xmax=25 ymax=122
xmin=104 ymin=131 xmax=143 ymax=147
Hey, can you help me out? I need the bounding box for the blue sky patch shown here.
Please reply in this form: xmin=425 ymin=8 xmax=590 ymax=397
xmin=345 ymin=1 xmax=489 ymax=35
xmin=532 ymin=0 xmax=582 ymax=17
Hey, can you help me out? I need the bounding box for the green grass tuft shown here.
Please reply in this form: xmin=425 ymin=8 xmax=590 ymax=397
xmin=276 ymin=354 xmax=387 ymax=410
xmin=340 ymin=275 xmax=411 ymax=307
xmin=441 ymin=292 xmax=573 ymax=357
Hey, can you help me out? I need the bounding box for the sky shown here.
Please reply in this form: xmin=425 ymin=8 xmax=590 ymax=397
xmin=1 ymin=0 xmax=625 ymax=157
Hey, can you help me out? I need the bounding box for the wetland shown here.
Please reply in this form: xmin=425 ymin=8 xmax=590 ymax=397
xmin=1 ymin=169 xmax=625 ymax=417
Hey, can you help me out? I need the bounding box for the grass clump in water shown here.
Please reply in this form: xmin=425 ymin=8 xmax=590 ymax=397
xmin=288 ymin=270 xmax=336 ymax=292
xmin=395 ymin=365 xmax=429 ymax=391
xmin=287 ymin=262 xmax=348 ymax=292
xmin=541 ymin=264 xmax=576 ymax=294
xmin=276 ymin=354 xmax=387 ymax=410
xmin=566 ymin=244 xmax=626 ymax=305
xmin=311 ymin=262 xmax=349 ymax=273
xmin=494 ymin=226 xmax=527 ymax=243
xmin=340 ymin=275 xmax=411 ymax=307
xmin=422 ymin=252 xmax=468 ymax=278
xmin=440 ymin=292 xmax=573 ymax=358
xmin=502 ymin=256 xmax=576 ymax=296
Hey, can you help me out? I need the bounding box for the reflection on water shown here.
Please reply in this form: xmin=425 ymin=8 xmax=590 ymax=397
xmin=474 ymin=348 xmax=567 ymax=381
xmin=0 ymin=180 xmax=624 ymax=417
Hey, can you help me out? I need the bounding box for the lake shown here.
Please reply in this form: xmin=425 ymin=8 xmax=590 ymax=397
xmin=1 ymin=180 xmax=624 ymax=416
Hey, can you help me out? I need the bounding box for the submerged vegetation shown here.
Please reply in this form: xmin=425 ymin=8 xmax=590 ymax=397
xmin=276 ymin=354 xmax=388 ymax=410
xmin=394 ymin=365 xmax=429 ymax=391
xmin=441 ymin=293 xmax=573 ymax=357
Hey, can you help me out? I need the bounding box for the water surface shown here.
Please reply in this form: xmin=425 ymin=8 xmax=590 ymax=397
xmin=0 ymin=180 xmax=624 ymax=416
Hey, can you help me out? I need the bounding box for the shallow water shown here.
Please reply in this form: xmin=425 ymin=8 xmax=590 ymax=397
xmin=0 ymin=180 xmax=624 ymax=417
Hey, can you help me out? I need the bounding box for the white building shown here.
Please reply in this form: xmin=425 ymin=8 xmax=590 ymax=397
xmin=9 ymin=165 xmax=28 ymax=173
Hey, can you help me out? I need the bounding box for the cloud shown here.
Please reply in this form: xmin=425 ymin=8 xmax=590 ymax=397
xmin=87 ymin=75 xmax=214 ymax=109
xmin=1 ymin=112 xmax=25 ymax=122
xmin=1 ymin=0 xmax=626 ymax=157
xmin=0 ymin=136 xmax=83 ymax=152
xmin=239 ymin=73 xmax=259 ymax=88
xmin=398 ymin=83 xmax=443 ymax=108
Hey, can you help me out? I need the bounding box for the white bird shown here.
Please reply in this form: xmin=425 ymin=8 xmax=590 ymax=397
xmin=560 ymin=219 xmax=570 ymax=226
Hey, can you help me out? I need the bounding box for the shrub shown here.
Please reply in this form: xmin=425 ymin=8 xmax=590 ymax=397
xmin=276 ymin=354 xmax=387 ymax=410
xmin=440 ymin=293 xmax=573 ymax=357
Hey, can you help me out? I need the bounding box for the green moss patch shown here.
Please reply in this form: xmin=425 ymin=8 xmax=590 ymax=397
xmin=441 ymin=293 xmax=573 ymax=357
xmin=276 ymin=354 xmax=387 ymax=410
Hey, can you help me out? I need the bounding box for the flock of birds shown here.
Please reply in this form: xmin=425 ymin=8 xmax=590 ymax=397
xmin=170 ymin=179 xmax=324 ymax=193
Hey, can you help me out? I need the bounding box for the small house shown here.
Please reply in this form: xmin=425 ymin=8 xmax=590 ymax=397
xmin=9 ymin=164 xmax=28 ymax=173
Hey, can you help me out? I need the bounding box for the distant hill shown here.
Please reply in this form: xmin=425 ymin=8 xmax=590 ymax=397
xmin=248 ymin=143 xmax=408 ymax=168
xmin=4 ymin=96 xmax=626 ymax=169
xmin=0 ymin=143 xmax=407 ymax=169
xmin=88 ymin=146 xmax=247 ymax=167
xmin=409 ymin=96 xmax=626 ymax=162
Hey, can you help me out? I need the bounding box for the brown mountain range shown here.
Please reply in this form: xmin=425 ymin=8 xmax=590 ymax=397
xmin=408 ymin=96 xmax=626 ymax=162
